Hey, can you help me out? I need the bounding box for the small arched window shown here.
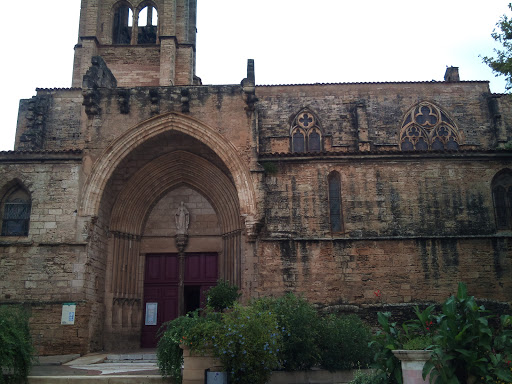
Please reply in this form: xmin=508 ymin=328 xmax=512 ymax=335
xmin=400 ymin=102 xmax=462 ymax=151
xmin=1 ymin=186 xmax=31 ymax=237
xmin=137 ymin=5 xmax=158 ymax=44
xmin=113 ymin=4 xmax=133 ymax=44
xmin=290 ymin=109 xmax=323 ymax=153
xmin=328 ymin=172 xmax=343 ymax=233
xmin=308 ymin=128 xmax=321 ymax=152
xmin=292 ymin=128 xmax=306 ymax=153
xmin=492 ymin=170 xmax=512 ymax=230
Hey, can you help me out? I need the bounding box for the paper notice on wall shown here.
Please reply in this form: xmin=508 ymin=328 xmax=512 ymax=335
xmin=61 ymin=303 xmax=76 ymax=325
xmin=145 ymin=302 xmax=158 ymax=326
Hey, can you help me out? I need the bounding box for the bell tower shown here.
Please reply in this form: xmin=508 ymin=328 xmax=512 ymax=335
xmin=72 ymin=0 xmax=198 ymax=88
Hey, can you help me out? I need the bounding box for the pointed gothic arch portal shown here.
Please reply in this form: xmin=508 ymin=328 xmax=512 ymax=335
xmin=81 ymin=113 xmax=257 ymax=349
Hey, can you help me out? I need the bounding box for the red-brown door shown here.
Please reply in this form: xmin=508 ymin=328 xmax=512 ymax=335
xmin=141 ymin=253 xmax=218 ymax=348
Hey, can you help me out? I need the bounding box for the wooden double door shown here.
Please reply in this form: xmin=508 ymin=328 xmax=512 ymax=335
xmin=141 ymin=253 xmax=218 ymax=348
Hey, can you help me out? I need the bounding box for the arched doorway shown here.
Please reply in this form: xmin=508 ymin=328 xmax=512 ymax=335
xmin=79 ymin=113 xmax=259 ymax=350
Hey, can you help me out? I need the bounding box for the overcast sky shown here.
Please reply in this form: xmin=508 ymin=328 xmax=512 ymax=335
xmin=0 ymin=1 xmax=509 ymax=151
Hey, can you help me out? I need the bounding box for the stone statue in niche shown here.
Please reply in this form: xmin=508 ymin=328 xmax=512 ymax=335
xmin=175 ymin=202 xmax=190 ymax=235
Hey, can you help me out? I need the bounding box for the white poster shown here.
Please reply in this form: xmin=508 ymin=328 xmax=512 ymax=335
xmin=61 ymin=303 xmax=76 ymax=325
xmin=145 ymin=302 xmax=158 ymax=325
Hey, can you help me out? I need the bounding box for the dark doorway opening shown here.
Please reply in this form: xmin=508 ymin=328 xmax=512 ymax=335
xmin=185 ymin=285 xmax=201 ymax=314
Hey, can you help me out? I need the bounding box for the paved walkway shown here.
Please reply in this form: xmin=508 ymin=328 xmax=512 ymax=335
xmin=28 ymin=351 xmax=168 ymax=383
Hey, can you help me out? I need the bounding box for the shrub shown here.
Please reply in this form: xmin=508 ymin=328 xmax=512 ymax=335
xmin=0 ymin=305 xmax=35 ymax=384
xmin=349 ymin=369 xmax=388 ymax=384
xmin=157 ymin=310 xmax=222 ymax=384
xmin=206 ymin=280 xmax=241 ymax=311
xmin=318 ymin=314 xmax=374 ymax=371
xmin=212 ymin=304 xmax=283 ymax=384
xmin=423 ymin=283 xmax=512 ymax=384
xmin=252 ymin=293 xmax=321 ymax=371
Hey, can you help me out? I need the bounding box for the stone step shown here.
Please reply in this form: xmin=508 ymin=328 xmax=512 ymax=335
xmin=28 ymin=375 xmax=167 ymax=384
xmin=105 ymin=353 xmax=158 ymax=363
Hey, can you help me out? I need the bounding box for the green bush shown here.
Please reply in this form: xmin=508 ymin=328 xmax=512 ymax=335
xmin=158 ymin=293 xmax=379 ymax=384
xmin=212 ymin=304 xmax=283 ymax=384
xmin=206 ymin=280 xmax=241 ymax=311
xmin=157 ymin=310 xmax=222 ymax=384
xmin=253 ymin=293 xmax=321 ymax=371
xmin=318 ymin=314 xmax=374 ymax=371
xmin=349 ymin=369 xmax=388 ymax=384
xmin=423 ymin=283 xmax=512 ymax=384
xmin=0 ymin=305 xmax=35 ymax=384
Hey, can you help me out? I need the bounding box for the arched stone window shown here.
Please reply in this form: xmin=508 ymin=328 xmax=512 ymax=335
xmin=137 ymin=4 xmax=158 ymax=44
xmin=1 ymin=184 xmax=31 ymax=236
xmin=291 ymin=109 xmax=323 ymax=153
xmin=492 ymin=170 xmax=512 ymax=230
xmin=292 ymin=128 xmax=306 ymax=153
xmin=328 ymin=171 xmax=343 ymax=233
xmin=113 ymin=3 xmax=133 ymax=45
xmin=400 ymin=102 xmax=462 ymax=151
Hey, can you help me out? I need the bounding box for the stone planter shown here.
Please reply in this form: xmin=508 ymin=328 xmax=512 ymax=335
xmin=181 ymin=345 xmax=223 ymax=384
xmin=393 ymin=350 xmax=432 ymax=384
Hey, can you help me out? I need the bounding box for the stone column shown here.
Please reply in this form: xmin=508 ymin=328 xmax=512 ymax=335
xmin=176 ymin=234 xmax=189 ymax=317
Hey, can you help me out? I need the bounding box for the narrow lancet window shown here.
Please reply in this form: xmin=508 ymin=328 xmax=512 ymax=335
xmin=492 ymin=170 xmax=512 ymax=230
xmin=328 ymin=172 xmax=343 ymax=233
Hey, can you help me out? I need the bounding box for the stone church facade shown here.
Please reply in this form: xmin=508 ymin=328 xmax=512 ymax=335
xmin=0 ymin=0 xmax=511 ymax=355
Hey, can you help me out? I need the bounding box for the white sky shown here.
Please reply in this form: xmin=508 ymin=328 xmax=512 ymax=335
xmin=0 ymin=0 xmax=509 ymax=151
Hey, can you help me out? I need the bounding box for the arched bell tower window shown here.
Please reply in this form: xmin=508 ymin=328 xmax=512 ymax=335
xmin=113 ymin=3 xmax=133 ymax=45
xmin=137 ymin=4 xmax=159 ymax=44
xmin=400 ymin=102 xmax=462 ymax=151
xmin=492 ymin=170 xmax=512 ymax=230
xmin=290 ymin=109 xmax=323 ymax=153
xmin=1 ymin=184 xmax=31 ymax=237
xmin=328 ymin=171 xmax=343 ymax=233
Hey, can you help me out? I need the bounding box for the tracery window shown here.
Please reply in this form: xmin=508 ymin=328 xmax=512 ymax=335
xmin=1 ymin=187 xmax=31 ymax=237
xmin=291 ymin=110 xmax=323 ymax=153
xmin=492 ymin=170 xmax=512 ymax=230
xmin=328 ymin=172 xmax=343 ymax=233
xmin=113 ymin=3 xmax=133 ymax=45
xmin=400 ymin=102 xmax=461 ymax=151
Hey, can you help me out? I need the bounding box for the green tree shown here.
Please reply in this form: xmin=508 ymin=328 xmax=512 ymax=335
xmin=483 ymin=3 xmax=512 ymax=90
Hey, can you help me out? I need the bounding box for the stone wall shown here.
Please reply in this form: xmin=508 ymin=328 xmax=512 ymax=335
xmin=4 ymin=61 xmax=512 ymax=356
xmin=261 ymin=156 xmax=506 ymax=239
xmin=256 ymin=81 xmax=495 ymax=153
xmin=255 ymin=237 xmax=511 ymax=305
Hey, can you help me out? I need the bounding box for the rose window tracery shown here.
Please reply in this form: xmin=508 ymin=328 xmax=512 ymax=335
xmin=400 ymin=103 xmax=461 ymax=151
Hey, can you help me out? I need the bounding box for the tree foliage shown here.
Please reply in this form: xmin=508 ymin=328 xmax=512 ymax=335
xmin=0 ymin=305 xmax=35 ymax=384
xmin=483 ymin=3 xmax=512 ymax=90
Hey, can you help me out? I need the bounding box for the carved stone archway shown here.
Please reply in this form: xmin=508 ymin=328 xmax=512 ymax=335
xmin=80 ymin=112 xmax=258 ymax=230
xmin=80 ymin=113 xmax=258 ymax=350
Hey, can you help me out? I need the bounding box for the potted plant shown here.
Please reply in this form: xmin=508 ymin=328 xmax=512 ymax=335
xmin=390 ymin=305 xmax=435 ymax=384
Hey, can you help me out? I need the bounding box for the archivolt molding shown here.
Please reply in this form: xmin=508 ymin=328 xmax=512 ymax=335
xmin=110 ymin=151 xmax=241 ymax=235
xmin=80 ymin=113 xmax=258 ymax=227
